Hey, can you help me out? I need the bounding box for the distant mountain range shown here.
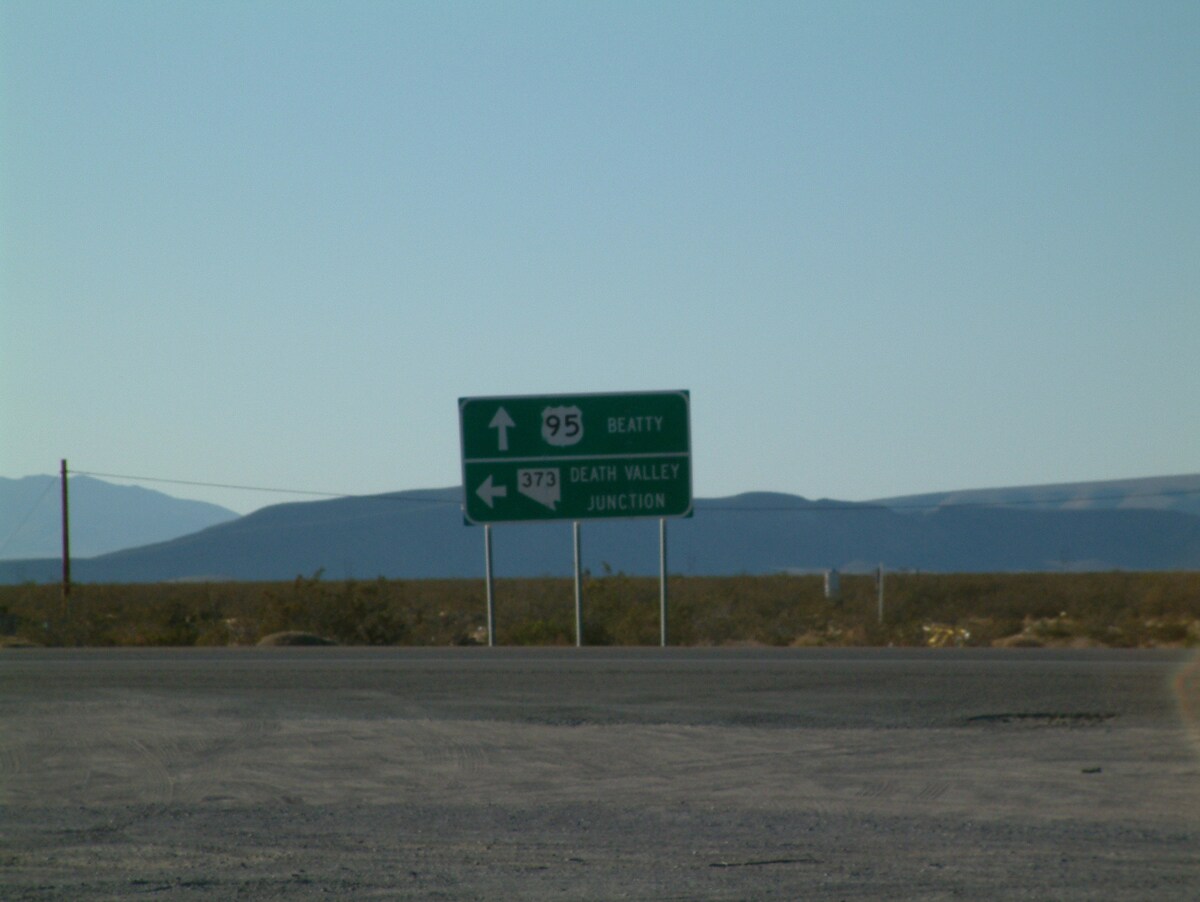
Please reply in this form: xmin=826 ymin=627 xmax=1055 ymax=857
xmin=1 ymin=474 xmax=1198 ymax=583
xmin=0 ymin=475 xmax=238 ymax=560
xmin=877 ymin=473 xmax=1200 ymax=518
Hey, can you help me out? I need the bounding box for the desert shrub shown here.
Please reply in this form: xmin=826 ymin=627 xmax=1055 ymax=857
xmin=1 ymin=571 xmax=1197 ymax=648
xmin=256 ymin=575 xmax=408 ymax=644
xmin=0 ymin=604 xmax=17 ymax=634
xmin=579 ymin=573 xmax=658 ymax=645
xmin=506 ymin=618 xmax=572 ymax=645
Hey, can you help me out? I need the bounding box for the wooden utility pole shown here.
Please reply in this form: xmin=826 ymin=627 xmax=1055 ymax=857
xmin=60 ymin=459 xmax=71 ymax=612
xmin=876 ymin=562 xmax=885 ymax=624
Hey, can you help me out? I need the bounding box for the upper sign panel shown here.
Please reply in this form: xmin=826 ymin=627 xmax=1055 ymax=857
xmin=459 ymin=391 xmax=691 ymax=524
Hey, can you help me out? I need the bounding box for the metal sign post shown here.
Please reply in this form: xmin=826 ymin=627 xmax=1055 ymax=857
xmin=659 ymin=518 xmax=669 ymax=647
xmin=573 ymin=521 xmax=583 ymax=647
xmin=483 ymin=524 xmax=496 ymax=646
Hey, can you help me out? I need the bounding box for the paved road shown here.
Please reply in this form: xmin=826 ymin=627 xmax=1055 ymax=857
xmin=3 ymin=647 xmax=1198 ymax=899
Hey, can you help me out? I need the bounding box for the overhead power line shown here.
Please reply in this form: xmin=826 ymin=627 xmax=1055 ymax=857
xmin=0 ymin=477 xmax=56 ymax=556
xmin=71 ymin=471 xmax=458 ymax=506
xmin=66 ymin=469 xmax=1200 ymax=514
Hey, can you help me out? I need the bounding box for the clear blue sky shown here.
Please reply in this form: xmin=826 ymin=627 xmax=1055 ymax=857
xmin=2 ymin=1 xmax=1197 ymax=514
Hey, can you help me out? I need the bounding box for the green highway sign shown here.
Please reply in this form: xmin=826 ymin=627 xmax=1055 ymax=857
xmin=459 ymin=391 xmax=691 ymax=524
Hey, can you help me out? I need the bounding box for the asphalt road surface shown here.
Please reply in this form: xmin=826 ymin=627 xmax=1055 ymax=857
xmin=3 ymin=647 xmax=1198 ymax=900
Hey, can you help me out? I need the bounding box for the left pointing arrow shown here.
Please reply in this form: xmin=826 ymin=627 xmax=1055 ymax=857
xmin=476 ymin=475 xmax=507 ymax=508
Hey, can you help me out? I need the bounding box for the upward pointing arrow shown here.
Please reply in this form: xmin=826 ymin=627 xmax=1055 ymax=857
xmin=489 ymin=407 xmax=515 ymax=451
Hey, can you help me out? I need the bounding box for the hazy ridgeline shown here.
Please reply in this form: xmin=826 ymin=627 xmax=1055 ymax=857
xmin=1 ymin=572 xmax=1197 ymax=649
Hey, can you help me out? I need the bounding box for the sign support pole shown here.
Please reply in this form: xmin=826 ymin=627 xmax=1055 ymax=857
xmin=573 ymin=521 xmax=583 ymax=647
xmin=484 ymin=524 xmax=496 ymax=646
xmin=659 ymin=518 xmax=668 ymax=647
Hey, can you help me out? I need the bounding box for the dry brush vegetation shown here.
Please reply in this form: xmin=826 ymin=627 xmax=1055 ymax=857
xmin=1 ymin=571 xmax=1198 ymax=649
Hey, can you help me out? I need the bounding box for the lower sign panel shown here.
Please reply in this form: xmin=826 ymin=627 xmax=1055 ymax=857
xmin=464 ymin=456 xmax=691 ymax=524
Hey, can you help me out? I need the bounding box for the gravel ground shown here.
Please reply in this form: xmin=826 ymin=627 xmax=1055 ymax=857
xmin=2 ymin=647 xmax=1198 ymax=899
